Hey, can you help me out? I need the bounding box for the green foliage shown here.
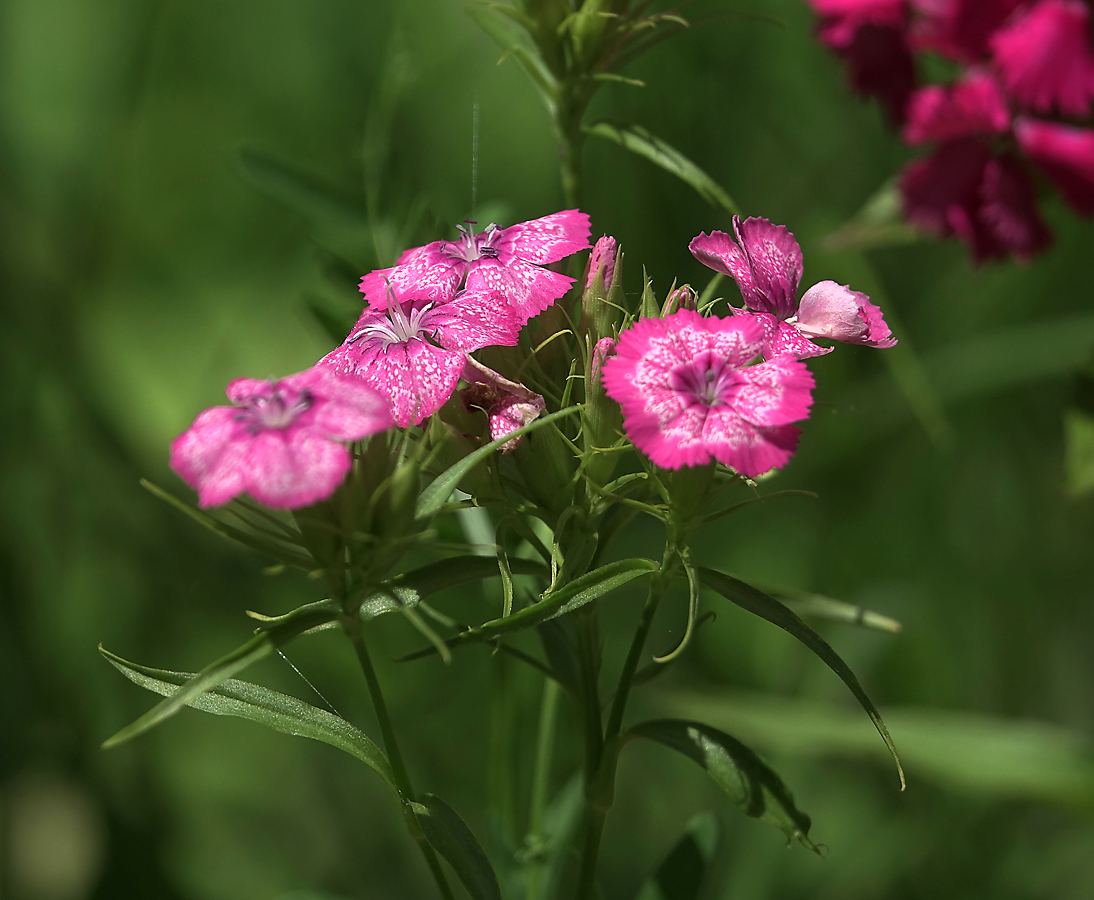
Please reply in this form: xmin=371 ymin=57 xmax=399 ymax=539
xmin=633 ymin=812 xmax=720 ymax=900
xmin=412 ymin=794 xmax=503 ymax=900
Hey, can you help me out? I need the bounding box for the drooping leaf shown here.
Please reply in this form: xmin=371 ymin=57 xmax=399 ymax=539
xmin=416 ymin=406 xmax=581 ymax=519
xmin=412 ymin=794 xmax=502 ymax=900
xmin=100 ymin=648 xmax=395 ymax=791
xmin=634 ymin=811 xmax=721 ymax=900
xmin=584 ymin=122 xmax=739 ymax=215
xmin=101 ymin=600 xmax=340 ymax=748
xmin=629 ymin=720 xmax=817 ymax=852
xmin=698 ymin=568 xmax=905 ymax=789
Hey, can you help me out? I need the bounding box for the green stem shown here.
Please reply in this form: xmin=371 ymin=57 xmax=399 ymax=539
xmin=525 ymin=677 xmax=562 ymax=900
xmin=344 ymin=616 xmax=455 ymax=900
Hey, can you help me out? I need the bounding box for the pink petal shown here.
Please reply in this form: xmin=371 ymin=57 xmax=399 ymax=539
xmin=359 ymin=242 xmax=464 ymax=309
xmin=1015 ymin=117 xmax=1094 ymax=216
xmin=242 ymin=428 xmax=352 ymax=509
xmin=732 ymin=358 xmax=816 ymax=427
xmin=494 ymin=209 xmax=592 ymax=265
xmin=170 ymin=406 xmax=249 ymax=507
xmin=464 ymin=256 xmax=576 ymax=324
xmin=297 ymin=367 xmax=394 ymax=441
xmin=912 ymin=0 xmax=1022 ymax=61
xmin=425 ymin=287 xmax=522 ymax=351
xmin=797 ymin=281 xmax=898 ymax=348
xmin=701 ymin=414 xmax=803 ymax=478
xmin=902 ymin=70 xmax=1010 ymax=144
xmin=990 ymin=0 xmax=1094 ymax=117
xmin=757 ymin=315 xmax=834 ymax=360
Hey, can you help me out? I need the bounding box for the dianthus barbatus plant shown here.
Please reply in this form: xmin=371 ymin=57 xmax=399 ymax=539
xmin=102 ymin=201 xmax=909 ymax=899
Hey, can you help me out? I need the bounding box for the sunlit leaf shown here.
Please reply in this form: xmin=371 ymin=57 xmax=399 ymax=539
xmin=629 ymin=720 xmax=817 ymax=852
xmin=634 ymin=811 xmax=720 ymax=900
xmin=412 ymin=794 xmax=502 ymax=900
xmin=100 ymin=647 xmax=395 ymax=791
xmin=584 ymin=122 xmax=739 ymax=215
xmin=698 ymin=567 xmax=904 ymax=789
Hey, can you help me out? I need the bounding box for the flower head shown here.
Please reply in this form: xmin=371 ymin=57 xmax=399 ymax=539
xmin=359 ymin=210 xmax=591 ymax=324
xmin=902 ymin=69 xmax=1010 ymax=144
xmin=689 ymin=217 xmax=896 ymax=356
xmin=601 ymin=310 xmax=815 ymax=477
xmin=170 ymin=367 xmax=392 ymax=509
xmin=320 ymin=284 xmax=520 ymax=428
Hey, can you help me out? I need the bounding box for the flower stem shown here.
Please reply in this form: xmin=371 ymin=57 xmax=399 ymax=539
xmin=343 ymin=615 xmax=454 ymax=900
xmin=525 ymin=677 xmax=561 ymax=900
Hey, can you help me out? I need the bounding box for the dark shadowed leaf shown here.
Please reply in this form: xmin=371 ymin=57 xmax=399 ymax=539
xmin=630 ymin=720 xmax=817 ymax=852
xmin=634 ymin=811 xmax=721 ymax=900
xmin=100 ymin=648 xmax=395 ymax=791
xmin=698 ymin=568 xmax=904 ymax=789
xmin=412 ymin=794 xmax=502 ymax=900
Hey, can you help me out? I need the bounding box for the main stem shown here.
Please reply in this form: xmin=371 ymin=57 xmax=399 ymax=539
xmin=344 ymin=616 xmax=454 ymax=900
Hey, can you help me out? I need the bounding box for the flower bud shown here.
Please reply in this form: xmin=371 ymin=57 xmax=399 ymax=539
xmin=460 ymin=358 xmax=546 ymax=453
xmin=580 ymin=236 xmax=623 ymax=343
xmin=661 ymin=284 xmax=697 ymax=315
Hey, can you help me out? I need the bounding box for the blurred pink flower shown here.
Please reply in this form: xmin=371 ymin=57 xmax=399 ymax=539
xmin=911 ymin=0 xmax=1021 ymax=61
xmin=990 ymin=0 xmax=1094 ymax=116
xmin=601 ymin=310 xmax=814 ymax=477
xmin=689 ymin=217 xmax=896 ymax=356
xmin=320 ymin=285 xmax=520 ymax=427
xmin=360 ymin=210 xmax=591 ymax=324
xmin=170 ymin=368 xmax=392 ymax=509
xmin=1015 ymin=117 xmax=1094 ymax=215
xmin=902 ymin=69 xmax=1010 ymax=144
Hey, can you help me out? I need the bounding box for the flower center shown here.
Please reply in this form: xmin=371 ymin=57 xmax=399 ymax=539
xmin=442 ymin=220 xmax=501 ymax=263
xmin=348 ymin=299 xmax=436 ymax=349
xmin=669 ymin=351 xmax=735 ymax=408
xmin=236 ymin=385 xmax=314 ymax=432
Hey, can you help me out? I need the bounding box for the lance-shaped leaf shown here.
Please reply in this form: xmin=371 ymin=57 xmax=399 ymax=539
xmin=629 ymin=720 xmax=817 ymax=852
xmin=416 ymin=407 xmax=581 ymax=520
xmin=100 ymin=648 xmax=395 ymax=792
xmin=399 ymin=558 xmax=656 ymax=661
xmin=584 ymin=122 xmax=739 ymax=215
xmin=101 ymin=600 xmax=340 ymax=748
xmin=412 ymin=794 xmax=502 ymax=900
xmin=634 ymin=811 xmax=721 ymax=900
xmin=698 ymin=567 xmax=905 ymax=789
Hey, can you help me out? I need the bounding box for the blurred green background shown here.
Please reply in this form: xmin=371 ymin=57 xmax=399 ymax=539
xmin=4 ymin=1 xmax=1094 ymax=898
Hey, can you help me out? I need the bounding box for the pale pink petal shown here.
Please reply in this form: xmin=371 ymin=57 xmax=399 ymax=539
xmin=241 ymin=429 xmax=352 ymax=509
xmin=464 ymin=257 xmax=576 ymax=323
xmin=797 ymin=281 xmax=898 ymax=348
xmin=1015 ymin=117 xmax=1094 ymax=215
xmin=902 ymin=70 xmax=1010 ymax=144
xmin=990 ymin=0 xmax=1094 ymax=117
xmin=425 ymin=287 xmax=522 ymax=351
xmin=296 ymin=367 xmax=393 ymax=441
xmin=759 ymin=316 xmax=833 ymax=360
xmin=359 ymin=242 xmax=464 ymax=309
xmin=170 ymin=406 xmax=249 ymax=507
xmin=493 ymin=209 xmax=592 ymax=264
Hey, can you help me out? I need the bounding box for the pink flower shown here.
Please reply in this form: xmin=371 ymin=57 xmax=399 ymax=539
xmin=912 ymin=0 xmax=1022 ymax=61
xmin=320 ymin=285 xmax=520 ymax=428
xmin=459 ymin=358 xmax=545 ymax=452
xmin=584 ymin=235 xmax=618 ymax=293
xmin=990 ymin=0 xmax=1094 ymax=117
xmin=818 ymin=18 xmax=916 ymax=124
xmin=359 ymin=210 xmax=591 ymax=325
xmin=689 ymin=217 xmax=896 ymax=356
xmin=601 ymin=310 xmax=814 ymax=477
xmin=1015 ymin=117 xmax=1094 ymax=215
xmin=900 ymin=138 xmax=1051 ymax=261
xmin=902 ymin=70 xmax=1010 ymax=144
xmin=170 ymin=368 xmax=392 ymax=509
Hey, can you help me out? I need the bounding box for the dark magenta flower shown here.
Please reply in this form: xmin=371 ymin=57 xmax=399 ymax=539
xmin=320 ymin=285 xmax=520 ymax=428
xmin=689 ymin=217 xmax=896 ymax=357
xmin=990 ymin=0 xmax=1094 ymax=117
xmin=902 ymin=69 xmax=1010 ymax=144
xmin=170 ymin=368 xmax=392 ymax=509
xmin=1015 ymin=117 xmax=1094 ymax=215
xmin=911 ymin=0 xmax=1022 ymax=61
xmin=360 ymin=210 xmax=591 ymax=325
xmin=601 ymin=310 xmax=814 ymax=476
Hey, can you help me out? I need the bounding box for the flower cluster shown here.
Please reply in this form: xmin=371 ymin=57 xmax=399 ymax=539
xmin=808 ymin=0 xmax=1094 ymax=261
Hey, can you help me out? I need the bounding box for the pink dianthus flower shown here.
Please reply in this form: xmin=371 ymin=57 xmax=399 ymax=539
xmin=601 ymin=310 xmax=815 ymax=477
xmin=1015 ymin=117 xmax=1094 ymax=215
xmin=170 ymin=367 xmax=392 ymax=509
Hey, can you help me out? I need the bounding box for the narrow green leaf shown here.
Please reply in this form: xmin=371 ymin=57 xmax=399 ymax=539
xmin=629 ymin=720 xmax=817 ymax=852
xmin=237 ymin=147 xmax=368 ymax=231
xmin=100 ymin=648 xmax=395 ymax=791
xmin=465 ymin=4 xmax=558 ymax=101
xmin=412 ymin=794 xmax=502 ymax=900
xmin=415 ymin=406 xmax=581 ymax=520
xmin=698 ymin=567 xmax=905 ymax=789
xmin=101 ymin=601 xmax=339 ymax=748
xmin=584 ymin=122 xmax=739 ymax=215
xmin=142 ymin=480 xmax=316 ymax=570
xmin=634 ymin=811 xmax=721 ymax=900
xmin=389 ymin=554 xmax=548 ymax=597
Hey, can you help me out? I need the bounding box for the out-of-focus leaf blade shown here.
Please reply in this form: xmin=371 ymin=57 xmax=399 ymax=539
xmin=101 ymin=601 xmax=339 ymax=748
xmin=1064 ymin=409 xmax=1094 ymax=497
xmin=634 ymin=811 xmax=721 ymax=900
xmin=416 ymin=407 xmax=580 ymax=519
xmin=629 ymin=720 xmax=817 ymax=852
xmin=100 ymin=648 xmax=395 ymax=791
xmin=699 ymin=567 xmax=905 ymax=789
xmin=412 ymin=794 xmax=502 ymax=900
xmin=584 ymin=122 xmax=739 ymax=215
xmin=821 ymin=179 xmax=924 ymax=253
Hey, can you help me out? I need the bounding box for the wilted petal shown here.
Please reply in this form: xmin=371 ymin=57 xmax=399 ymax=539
xmin=460 ymin=358 xmax=546 ymax=451
xmin=797 ymin=281 xmax=898 ymax=347
xmin=1015 ymin=117 xmax=1094 ymax=215
xmin=903 ymin=70 xmax=1010 ymax=144
xmin=990 ymin=0 xmax=1094 ymax=117
xmin=495 ymin=209 xmax=592 ymax=264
